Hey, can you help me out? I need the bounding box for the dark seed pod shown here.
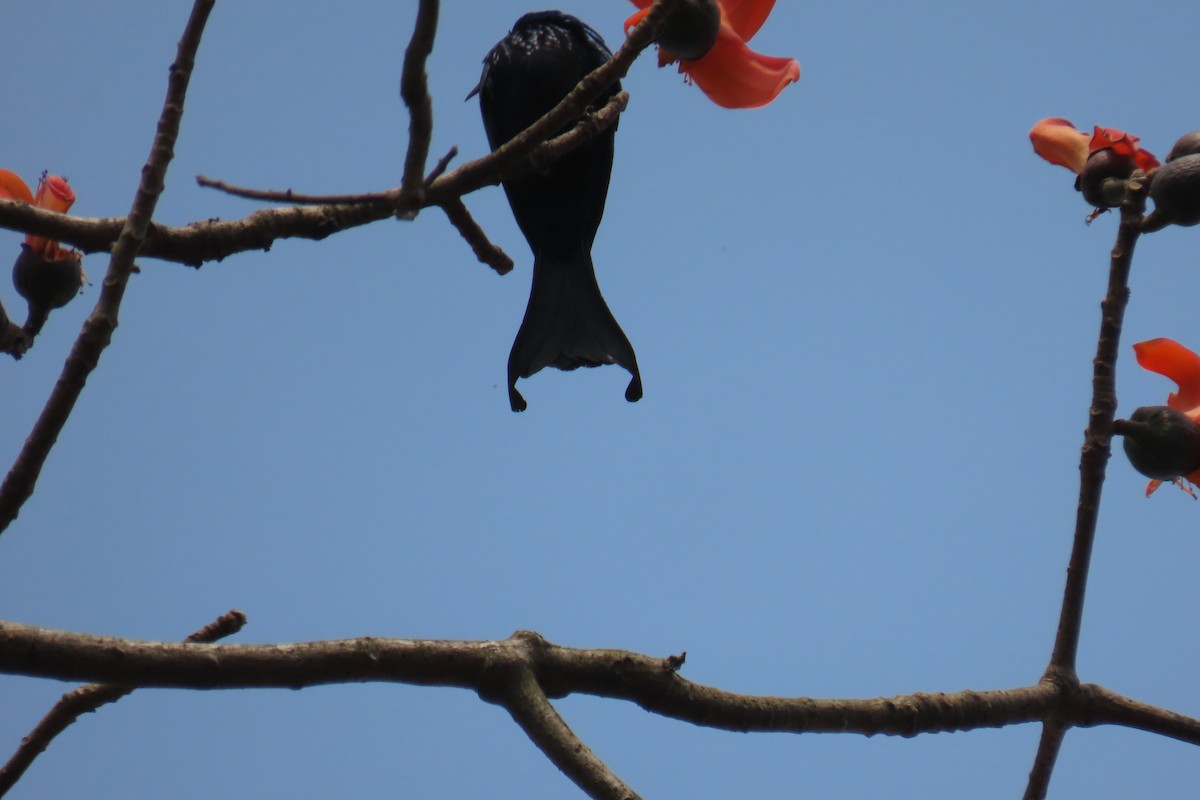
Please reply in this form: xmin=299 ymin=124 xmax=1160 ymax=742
xmin=1114 ymin=406 xmax=1200 ymax=480
xmin=1147 ymin=154 xmax=1200 ymax=227
xmin=1166 ymin=131 xmax=1200 ymax=162
xmin=12 ymin=243 xmax=84 ymax=336
xmin=657 ymin=0 xmax=720 ymax=61
xmin=1076 ymin=148 xmax=1139 ymax=208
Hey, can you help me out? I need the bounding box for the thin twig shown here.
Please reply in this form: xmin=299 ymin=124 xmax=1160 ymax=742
xmin=424 ymin=146 xmax=457 ymax=185
xmin=193 ymin=143 xmax=457 ymax=206
xmin=397 ymin=0 xmax=439 ymax=213
xmin=439 ymin=199 xmax=513 ymax=274
xmin=0 ymin=0 xmax=216 ymax=536
xmin=533 ymin=91 xmax=629 ymax=172
xmin=0 ymin=610 xmax=245 ymax=798
xmin=193 ymin=177 xmax=395 ymax=206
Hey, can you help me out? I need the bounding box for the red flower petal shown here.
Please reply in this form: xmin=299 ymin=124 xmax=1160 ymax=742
xmin=1091 ymin=126 xmax=1160 ymax=172
xmin=8 ymin=174 xmax=76 ymax=258
xmin=1146 ymin=475 xmax=1200 ymax=498
xmin=34 ymin=174 xmax=75 ymax=213
xmin=721 ymin=0 xmax=777 ymax=42
xmin=680 ymin=25 xmax=799 ymax=108
xmin=0 ymin=169 xmax=34 ymax=204
xmin=1133 ymin=338 xmax=1200 ymax=415
xmin=1029 ymin=118 xmax=1089 ymax=174
xmin=627 ymin=0 xmax=798 ymax=107
xmin=624 ymin=5 xmax=651 ymax=29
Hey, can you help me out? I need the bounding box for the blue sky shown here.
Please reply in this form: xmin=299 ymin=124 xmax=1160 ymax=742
xmin=2 ymin=1 xmax=1199 ymax=797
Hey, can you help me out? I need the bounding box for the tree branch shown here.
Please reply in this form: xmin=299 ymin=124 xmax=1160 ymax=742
xmin=481 ymin=634 xmax=641 ymax=800
xmin=1022 ymin=720 xmax=1067 ymax=800
xmin=397 ymin=0 xmax=438 ymax=213
xmin=0 ymin=0 xmax=216 ymax=536
xmin=439 ymin=199 xmax=513 ymax=274
xmin=5 ymin=621 xmax=1198 ymax=794
xmin=0 ymin=1 xmax=662 ymax=268
xmin=1082 ymin=683 xmax=1200 ymax=746
xmin=0 ymin=622 xmax=1058 ymax=735
xmin=1047 ymin=175 xmax=1147 ymax=678
xmin=1026 ymin=174 xmax=1149 ymax=798
xmin=0 ymin=610 xmax=245 ymax=798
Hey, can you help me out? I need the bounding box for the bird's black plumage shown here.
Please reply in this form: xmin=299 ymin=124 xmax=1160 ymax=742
xmin=477 ymin=11 xmax=642 ymax=412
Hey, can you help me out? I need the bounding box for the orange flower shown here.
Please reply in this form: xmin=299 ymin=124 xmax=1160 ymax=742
xmin=1030 ymin=119 xmax=1160 ymax=211
xmin=625 ymin=0 xmax=800 ymax=109
xmin=0 ymin=169 xmax=84 ymax=336
xmin=1029 ymin=118 xmax=1090 ymax=173
xmin=1030 ymin=118 xmax=1160 ymax=175
xmin=1125 ymin=338 xmax=1200 ymax=496
xmin=0 ymin=169 xmax=77 ymax=260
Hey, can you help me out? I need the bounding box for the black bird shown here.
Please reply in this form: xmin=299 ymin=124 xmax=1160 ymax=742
xmin=476 ymin=11 xmax=642 ymax=412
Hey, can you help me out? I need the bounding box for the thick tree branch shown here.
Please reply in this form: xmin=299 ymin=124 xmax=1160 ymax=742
xmin=0 ymin=0 xmax=216 ymax=536
xmin=481 ymin=636 xmax=641 ymax=800
xmin=1081 ymin=684 xmax=1200 ymax=745
xmin=0 ymin=622 xmax=1079 ymax=736
xmin=5 ymin=622 xmax=1198 ymax=797
xmin=0 ymin=610 xmax=245 ymax=798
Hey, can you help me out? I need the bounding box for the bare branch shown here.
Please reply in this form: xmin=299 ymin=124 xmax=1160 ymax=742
xmin=0 ymin=622 xmax=1058 ymax=737
xmin=1046 ymin=175 xmax=1148 ymax=679
xmin=0 ymin=0 xmax=216 ymax=536
xmin=1022 ymin=720 xmax=1067 ymax=800
xmin=1082 ymin=684 xmax=1200 ymax=746
xmin=424 ymin=146 xmax=457 ymax=184
xmin=0 ymin=299 xmax=28 ymax=359
xmin=0 ymin=5 xmax=658 ymax=271
xmin=0 ymin=88 xmax=626 ymax=279
xmin=1019 ymin=176 xmax=1150 ymax=796
xmin=398 ymin=0 xmax=439 ymax=211
xmin=482 ymin=637 xmax=641 ymax=800
xmin=439 ymin=199 xmax=513 ymax=274
xmin=0 ymin=610 xmax=245 ymax=798
xmin=6 ymin=620 xmax=1199 ymax=796
xmin=193 ymin=146 xmax=457 ymax=208
xmin=194 ymin=177 xmax=396 ymax=206
xmin=1022 ymin=679 xmax=1200 ymax=799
